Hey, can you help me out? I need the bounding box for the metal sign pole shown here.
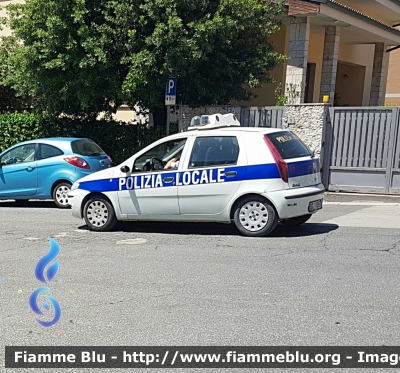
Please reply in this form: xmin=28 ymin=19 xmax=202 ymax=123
xmin=165 ymin=76 xmax=177 ymax=136
xmin=166 ymin=107 xmax=170 ymax=136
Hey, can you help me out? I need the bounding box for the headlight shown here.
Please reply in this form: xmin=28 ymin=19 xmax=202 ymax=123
xmin=71 ymin=182 xmax=80 ymax=191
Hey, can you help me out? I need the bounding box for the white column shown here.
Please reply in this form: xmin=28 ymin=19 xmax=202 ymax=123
xmin=369 ymin=43 xmax=389 ymax=106
xmin=320 ymin=26 xmax=340 ymax=105
xmin=286 ymin=17 xmax=310 ymax=104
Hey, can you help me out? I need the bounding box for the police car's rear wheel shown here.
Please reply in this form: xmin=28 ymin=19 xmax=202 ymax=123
xmin=233 ymin=196 xmax=278 ymax=237
xmin=84 ymin=196 xmax=117 ymax=231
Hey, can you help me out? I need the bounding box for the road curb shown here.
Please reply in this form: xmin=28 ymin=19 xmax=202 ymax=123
xmin=324 ymin=201 xmax=400 ymax=206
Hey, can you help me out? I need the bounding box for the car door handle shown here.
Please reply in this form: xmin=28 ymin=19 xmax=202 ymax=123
xmin=224 ymin=171 xmax=237 ymax=177
xmin=26 ymin=166 xmax=35 ymax=172
xmin=163 ymin=177 xmax=174 ymax=183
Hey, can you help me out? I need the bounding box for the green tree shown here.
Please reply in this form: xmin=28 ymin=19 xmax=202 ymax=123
xmin=0 ymin=35 xmax=34 ymax=113
xmin=7 ymin=0 xmax=286 ymax=121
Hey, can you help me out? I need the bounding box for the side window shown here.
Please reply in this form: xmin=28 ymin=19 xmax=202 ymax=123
xmin=71 ymin=140 xmax=106 ymax=156
xmin=0 ymin=144 xmax=36 ymax=165
xmin=189 ymin=136 xmax=239 ymax=168
xmin=38 ymin=144 xmax=64 ymax=160
xmin=134 ymin=138 xmax=187 ymax=172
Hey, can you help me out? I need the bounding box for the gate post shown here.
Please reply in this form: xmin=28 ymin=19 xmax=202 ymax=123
xmin=385 ymin=107 xmax=400 ymax=193
xmin=321 ymin=106 xmax=333 ymax=189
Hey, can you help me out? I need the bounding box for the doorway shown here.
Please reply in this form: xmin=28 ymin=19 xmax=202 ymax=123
xmin=305 ymin=62 xmax=316 ymax=103
xmin=335 ymin=62 xmax=365 ymax=106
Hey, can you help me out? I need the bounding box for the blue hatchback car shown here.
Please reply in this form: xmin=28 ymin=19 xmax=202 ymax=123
xmin=0 ymin=138 xmax=112 ymax=208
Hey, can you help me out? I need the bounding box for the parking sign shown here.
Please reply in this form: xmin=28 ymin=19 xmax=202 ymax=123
xmin=165 ymin=77 xmax=177 ymax=106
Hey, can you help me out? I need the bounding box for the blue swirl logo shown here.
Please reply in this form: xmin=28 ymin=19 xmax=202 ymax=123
xmin=29 ymin=237 xmax=61 ymax=327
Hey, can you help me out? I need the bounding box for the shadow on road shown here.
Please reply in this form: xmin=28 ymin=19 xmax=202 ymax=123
xmin=0 ymin=200 xmax=59 ymax=208
xmin=270 ymin=223 xmax=339 ymax=237
xmin=1 ymin=200 xmax=339 ymax=237
xmin=78 ymin=221 xmax=339 ymax=237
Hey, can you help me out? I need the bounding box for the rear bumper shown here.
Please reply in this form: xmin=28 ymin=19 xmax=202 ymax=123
xmin=263 ymin=184 xmax=325 ymax=220
xmin=284 ymin=189 xmax=325 ymax=200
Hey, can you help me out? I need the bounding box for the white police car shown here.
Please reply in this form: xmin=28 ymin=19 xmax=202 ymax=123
xmin=68 ymin=113 xmax=324 ymax=237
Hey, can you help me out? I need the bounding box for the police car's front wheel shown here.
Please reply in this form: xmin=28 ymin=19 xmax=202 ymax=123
xmin=84 ymin=196 xmax=117 ymax=231
xmin=233 ymin=196 xmax=278 ymax=237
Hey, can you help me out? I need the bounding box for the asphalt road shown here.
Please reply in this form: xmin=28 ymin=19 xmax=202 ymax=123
xmin=1 ymin=192 xmax=400 ymax=373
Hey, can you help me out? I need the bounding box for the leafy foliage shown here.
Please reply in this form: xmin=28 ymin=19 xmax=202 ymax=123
xmin=0 ymin=112 xmax=43 ymax=146
xmin=0 ymin=112 xmax=178 ymax=164
xmin=274 ymin=82 xmax=287 ymax=106
xmin=284 ymin=82 xmax=304 ymax=105
xmin=0 ymin=36 xmax=34 ymax=112
xmin=6 ymin=0 xmax=286 ymax=120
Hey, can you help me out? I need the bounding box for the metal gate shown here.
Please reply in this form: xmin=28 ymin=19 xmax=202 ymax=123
xmin=240 ymin=107 xmax=283 ymax=128
xmin=322 ymin=107 xmax=400 ymax=194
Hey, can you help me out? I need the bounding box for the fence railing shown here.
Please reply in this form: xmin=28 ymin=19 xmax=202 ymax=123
xmin=177 ymin=105 xmax=284 ymax=131
xmin=323 ymin=107 xmax=400 ymax=194
xmin=240 ymin=107 xmax=283 ymax=128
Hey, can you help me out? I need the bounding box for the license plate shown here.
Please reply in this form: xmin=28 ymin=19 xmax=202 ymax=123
xmin=308 ymin=199 xmax=322 ymax=212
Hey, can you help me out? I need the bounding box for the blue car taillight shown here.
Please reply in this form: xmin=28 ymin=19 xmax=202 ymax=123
xmin=64 ymin=156 xmax=90 ymax=169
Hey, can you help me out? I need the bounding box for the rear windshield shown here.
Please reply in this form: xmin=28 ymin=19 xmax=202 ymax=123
xmin=71 ymin=140 xmax=106 ymax=156
xmin=265 ymin=131 xmax=311 ymax=159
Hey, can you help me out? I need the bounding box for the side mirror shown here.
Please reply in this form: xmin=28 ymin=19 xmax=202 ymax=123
xmin=120 ymin=165 xmax=130 ymax=173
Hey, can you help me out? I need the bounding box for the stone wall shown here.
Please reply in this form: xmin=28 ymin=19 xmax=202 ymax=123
xmin=177 ymin=103 xmax=330 ymax=159
xmin=282 ymin=103 xmax=330 ymax=158
xmin=174 ymin=106 xmax=241 ymax=132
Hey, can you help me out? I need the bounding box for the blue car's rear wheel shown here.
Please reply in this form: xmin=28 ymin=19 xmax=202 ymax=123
xmin=83 ymin=196 xmax=117 ymax=231
xmin=52 ymin=182 xmax=72 ymax=209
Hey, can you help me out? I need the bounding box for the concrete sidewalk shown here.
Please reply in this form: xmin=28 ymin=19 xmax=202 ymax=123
xmin=324 ymin=192 xmax=400 ymax=205
xmin=323 ymin=192 xmax=400 ymax=229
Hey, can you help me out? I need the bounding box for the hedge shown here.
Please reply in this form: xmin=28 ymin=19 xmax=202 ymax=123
xmin=0 ymin=113 xmax=178 ymax=164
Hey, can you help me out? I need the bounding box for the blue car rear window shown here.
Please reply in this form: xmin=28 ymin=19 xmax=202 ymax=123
xmin=71 ymin=140 xmax=106 ymax=156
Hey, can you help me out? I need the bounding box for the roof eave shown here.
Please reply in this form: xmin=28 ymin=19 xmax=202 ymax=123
xmin=326 ymin=0 xmax=400 ymax=39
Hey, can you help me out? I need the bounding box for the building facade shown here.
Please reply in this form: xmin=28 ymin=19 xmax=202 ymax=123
xmin=386 ymin=26 xmax=400 ymax=105
xmin=234 ymin=0 xmax=400 ymax=107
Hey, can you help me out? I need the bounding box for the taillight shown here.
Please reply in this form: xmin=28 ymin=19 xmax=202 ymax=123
xmin=64 ymin=156 xmax=90 ymax=169
xmin=107 ymin=155 xmax=113 ymax=165
xmin=263 ymin=135 xmax=288 ymax=183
